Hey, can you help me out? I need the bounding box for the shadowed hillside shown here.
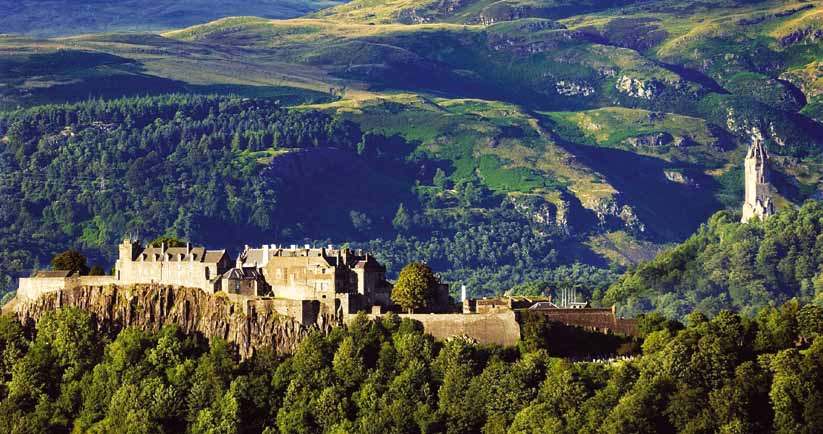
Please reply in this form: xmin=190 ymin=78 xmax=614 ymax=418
xmin=0 ymin=0 xmax=348 ymax=37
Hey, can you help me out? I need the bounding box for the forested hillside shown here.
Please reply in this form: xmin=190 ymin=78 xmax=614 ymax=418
xmin=1 ymin=303 xmax=823 ymax=433
xmin=606 ymin=201 xmax=823 ymax=318
xmin=0 ymin=94 xmax=614 ymax=298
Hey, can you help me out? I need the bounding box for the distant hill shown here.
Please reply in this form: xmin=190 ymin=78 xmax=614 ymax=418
xmin=1 ymin=0 xmax=823 ymax=303
xmin=0 ymin=0 xmax=347 ymax=37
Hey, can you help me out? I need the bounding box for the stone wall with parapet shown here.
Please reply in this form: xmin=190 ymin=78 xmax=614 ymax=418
xmin=356 ymin=312 xmax=521 ymax=347
xmin=17 ymin=276 xmax=116 ymax=302
xmin=533 ymin=307 xmax=639 ymax=336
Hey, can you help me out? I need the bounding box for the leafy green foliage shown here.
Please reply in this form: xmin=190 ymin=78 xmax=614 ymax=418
xmin=149 ymin=236 xmax=187 ymax=248
xmin=391 ymin=262 xmax=439 ymax=313
xmin=50 ymin=250 xmax=89 ymax=275
xmin=605 ymin=201 xmax=823 ymax=318
xmin=0 ymin=302 xmax=822 ymax=433
xmin=0 ymin=93 xmax=360 ymax=269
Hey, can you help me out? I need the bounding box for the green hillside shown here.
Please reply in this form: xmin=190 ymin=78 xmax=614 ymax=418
xmin=0 ymin=0 xmax=347 ymax=37
xmin=1 ymin=0 xmax=823 ymax=302
xmin=606 ymin=201 xmax=823 ymax=319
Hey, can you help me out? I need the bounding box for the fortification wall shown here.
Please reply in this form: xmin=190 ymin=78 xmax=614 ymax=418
xmin=358 ymin=312 xmax=521 ymax=347
xmin=17 ymin=276 xmax=117 ymax=302
xmin=533 ymin=308 xmax=639 ymax=336
xmin=18 ymin=277 xmax=66 ymax=301
xmin=116 ymin=260 xmax=214 ymax=292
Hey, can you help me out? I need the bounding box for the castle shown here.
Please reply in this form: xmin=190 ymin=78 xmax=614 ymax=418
xmin=18 ymin=239 xmax=413 ymax=320
xmin=14 ymin=239 xmax=638 ymax=348
xmin=741 ymin=135 xmax=774 ymax=223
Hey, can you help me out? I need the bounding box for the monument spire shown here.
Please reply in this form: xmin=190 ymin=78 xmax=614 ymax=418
xmin=741 ymin=131 xmax=774 ymax=223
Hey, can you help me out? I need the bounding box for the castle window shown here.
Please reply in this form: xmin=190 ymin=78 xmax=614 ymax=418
xmin=205 ymin=268 xmax=210 ymax=280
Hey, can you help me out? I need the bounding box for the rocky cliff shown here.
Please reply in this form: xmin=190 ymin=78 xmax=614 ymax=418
xmin=10 ymin=285 xmax=333 ymax=359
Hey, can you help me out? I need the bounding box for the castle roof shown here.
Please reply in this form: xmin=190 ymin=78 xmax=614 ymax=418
xmin=134 ymin=246 xmax=227 ymax=263
xmin=242 ymin=248 xmax=267 ymax=267
xmin=354 ymin=256 xmax=385 ymax=271
xmin=222 ymin=267 xmax=262 ymax=280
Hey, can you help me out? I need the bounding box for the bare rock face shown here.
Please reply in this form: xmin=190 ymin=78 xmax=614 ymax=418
xmin=615 ymin=76 xmax=664 ymax=99
xmin=555 ymin=80 xmax=595 ymax=97
xmin=623 ymin=132 xmax=674 ymax=147
xmin=13 ymin=285 xmax=332 ymax=359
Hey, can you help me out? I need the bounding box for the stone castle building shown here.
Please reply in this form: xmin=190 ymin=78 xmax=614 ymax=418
xmin=238 ymin=244 xmax=391 ymax=307
xmin=115 ymin=240 xmax=231 ymax=294
xmin=19 ymin=239 xmax=403 ymax=320
xmin=741 ymin=135 xmax=774 ymax=223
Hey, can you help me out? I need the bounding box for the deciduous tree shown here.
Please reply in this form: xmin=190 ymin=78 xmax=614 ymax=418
xmin=391 ymin=263 xmax=438 ymax=313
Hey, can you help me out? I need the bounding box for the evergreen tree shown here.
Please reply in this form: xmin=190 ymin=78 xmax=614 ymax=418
xmin=392 ymin=204 xmax=411 ymax=232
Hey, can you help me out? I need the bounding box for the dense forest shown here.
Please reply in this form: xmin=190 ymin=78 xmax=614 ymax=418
xmin=0 ymin=302 xmax=822 ymax=433
xmin=605 ymin=201 xmax=823 ymax=318
xmin=0 ymin=94 xmax=608 ymax=298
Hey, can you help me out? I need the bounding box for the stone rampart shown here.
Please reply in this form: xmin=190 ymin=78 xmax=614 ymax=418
xmin=357 ymin=312 xmax=521 ymax=347
xmin=17 ymin=276 xmax=117 ymax=301
xmin=531 ymin=308 xmax=638 ymax=336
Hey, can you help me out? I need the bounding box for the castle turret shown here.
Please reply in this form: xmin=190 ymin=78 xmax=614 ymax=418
xmin=118 ymin=238 xmax=139 ymax=262
xmin=741 ymin=135 xmax=774 ymax=223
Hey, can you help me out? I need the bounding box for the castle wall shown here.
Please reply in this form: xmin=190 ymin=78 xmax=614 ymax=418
xmin=116 ymin=259 xmax=218 ymax=293
xmin=18 ymin=277 xmax=67 ymax=301
xmin=246 ymin=298 xmax=320 ymax=325
xmin=531 ymin=308 xmax=639 ymax=336
xmin=222 ymin=278 xmax=259 ymax=297
xmin=17 ymin=276 xmax=117 ymax=302
xmin=357 ymin=312 xmax=521 ymax=347
xmin=262 ymin=256 xmax=338 ymax=298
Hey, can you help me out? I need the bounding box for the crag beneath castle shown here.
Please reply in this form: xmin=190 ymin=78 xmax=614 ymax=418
xmin=13 ymin=284 xmax=333 ymax=359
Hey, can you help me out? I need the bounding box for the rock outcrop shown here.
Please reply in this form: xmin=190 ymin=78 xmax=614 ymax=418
xmin=623 ymin=132 xmax=674 ymax=147
xmin=615 ymin=75 xmax=664 ymax=99
xmin=11 ymin=284 xmax=333 ymax=359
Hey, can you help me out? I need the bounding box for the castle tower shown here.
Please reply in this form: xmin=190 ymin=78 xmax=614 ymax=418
xmin=741 ymin=135 xmax=774 ymax=223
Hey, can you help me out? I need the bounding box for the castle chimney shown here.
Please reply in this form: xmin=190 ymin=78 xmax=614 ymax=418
xmin=186 ymin=242 xmax=192 ymax=254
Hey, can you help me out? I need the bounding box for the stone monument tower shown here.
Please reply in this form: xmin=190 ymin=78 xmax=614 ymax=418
xmin=741 ymin=134 xmax=774 ymax=223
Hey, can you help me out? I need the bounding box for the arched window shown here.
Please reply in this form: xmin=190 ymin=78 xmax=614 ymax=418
xmin=205 ymin=267 xmax=210 ymax=280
